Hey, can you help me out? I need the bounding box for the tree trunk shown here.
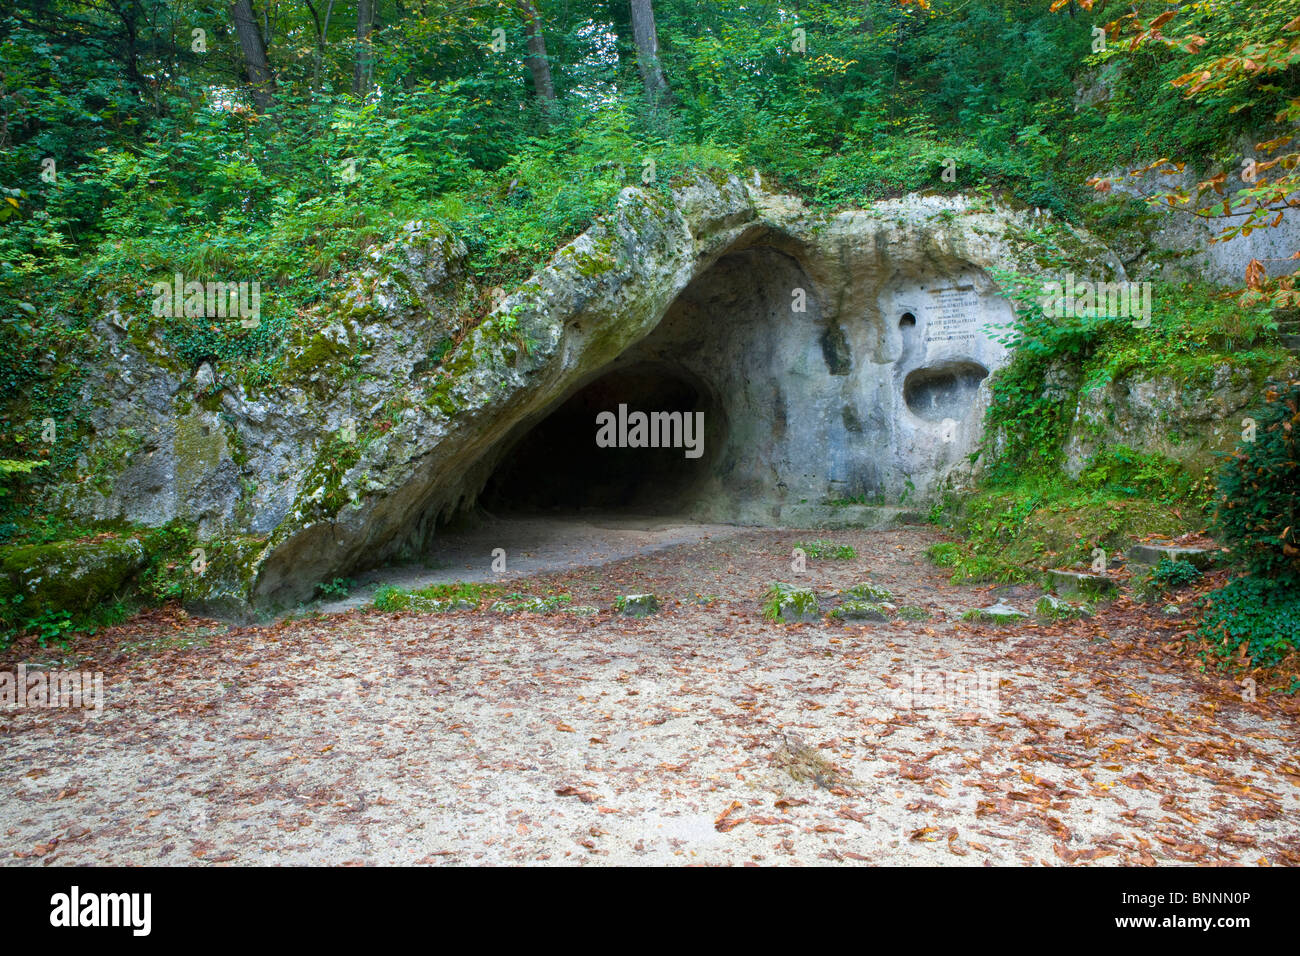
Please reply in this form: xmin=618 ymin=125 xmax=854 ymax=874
xmin=516 ymin=0 xmax=555 ymax=102
xmin=629 ymin=0 xmax=670 ymax=106
xmin=230 ymin=0 xmax=275 ymax=111
xmin=353 ymin=0 xmax=377 ymax=96
xmin=302 ymin=0 xmax=337 ymax=88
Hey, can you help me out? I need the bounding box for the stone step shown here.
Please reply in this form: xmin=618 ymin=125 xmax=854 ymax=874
xmin=1127 ymin=542 xmax=1218 ymax=570
xmin=1047 ymin=568 xmax=1118 ymax=600
xmin=1280 ymin=333 xmax=1300 ymax=352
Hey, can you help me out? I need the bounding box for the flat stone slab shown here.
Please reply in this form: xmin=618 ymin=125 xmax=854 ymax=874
xmin=830 ymin=600 xmax=891 ymax=622
xmin=1128 ymin=543 xmax=1217 ymax=570
xmin=961 ymin=601 xmax=1027 ymax=624
xmin=1048 ymin=569 xmax=1118 ymax=599
xmin=840 ymin=582 xmax=893 ymax=602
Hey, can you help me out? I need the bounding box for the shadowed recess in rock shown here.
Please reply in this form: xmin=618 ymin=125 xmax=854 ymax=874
xmin=903 ymin=360 xmax=989 ymax=423
xmin=480 ymin=362 xmax=722 ymax=513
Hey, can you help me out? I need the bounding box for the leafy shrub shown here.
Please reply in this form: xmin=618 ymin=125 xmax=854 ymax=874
xmin=1195 ymin=575 xmax=1300 ymax=669
xmin=0 ymin=595 xmax=130 ymax=651
xmin=1148 ymin=557 xmax=1202 ymax=591
xmin=1213 ymin=378 xmax=1300 ymax=577
xmin=315 ymin=577 xmax=355 ymax=599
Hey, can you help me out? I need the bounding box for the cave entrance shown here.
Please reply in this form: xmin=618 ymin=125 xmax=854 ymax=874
xmin=479 ymin=361 xmax=723 ymax=515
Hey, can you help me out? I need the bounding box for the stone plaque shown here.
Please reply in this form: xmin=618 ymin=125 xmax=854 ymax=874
xmin=923 ymin=286 xmax=980 ymax=347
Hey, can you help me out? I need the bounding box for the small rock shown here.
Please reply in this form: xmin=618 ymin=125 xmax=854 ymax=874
xmin=764 ymin=583 xmax=820 ymax=623
xmin=831 ymin=600 xmax=891 ymax=622
xmin=1035 ymin=594 xmax=1090 ymax=620
xmin=962 ymin=602 xmax=1027 ymax=624
xmin=490 ymin=595 xmax=571 ymax=614
xmin=841 ymin=582 xmax=892 ymax=602
xmin=616 ymin=594 xmax=660 ymax=618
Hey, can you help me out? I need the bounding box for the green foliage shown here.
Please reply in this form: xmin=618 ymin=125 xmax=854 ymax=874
xmin=1077 ymin=446 xmax=1207 ymax=504
xmin=415 ymin=581 xmax=500 ymax=605
xmin=1188 ymin=378 xmax=1300 ymax=675
xmin=1195 ymin=574 xmax=1300 ymax=670
xmin=372 ymin=585 xmax=411 ymax=613
xmin=924 ymin=267 xmax=1291 ymax=585
xmin=1149 ymin=557 xmax=1202 ymax=591
xmin=1133 ymin=556 xmax=1202 ymax=603
xmin=315 ymin=577 xmax=355 ymax=599
xmin=0 ymin=459 xmax=46 ymax=501
xmin=0 ymin=590 xmax=130 ymax=652
xmin=1035 ymin=596 xmax=1092 ymax=621
xmin=1213 ymin=378 xmax=1300 ymax=578
xmin=0 ymin=459 xmax=46 ymax=474
xmin=982 ymin=270 xmax=1283 ymax=485
xmin=961 ymin=606 xmax=1024 ymax=625
xmin=490 ymin=592 xmax=572 ymax=614
xmin=795 ymin=540 xmax=857 ymax=560
xmin=843 ymin=581 xmax=892 ymax=602
xmin=763 ymin=582 xmax=820 ymax=622
xmin=373 ymin=580 xmax=494 ymax=612
xmin=928 ymin=479 xmax=1198 ymax=584
xmin=136 ymin=524 xmax=199 ymax=605
xmin=926 ymin=542 xmax=963 ymax=568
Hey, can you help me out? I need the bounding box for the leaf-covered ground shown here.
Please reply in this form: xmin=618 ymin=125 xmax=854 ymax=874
xmin=3 ymin=526 xmax=1298 ymax=866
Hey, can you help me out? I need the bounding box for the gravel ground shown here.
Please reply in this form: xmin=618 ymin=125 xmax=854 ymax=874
xmin=314 ymin=514 xmax=740 ymax=613
xmin=3 ymin=525 xmax=1297 ymax=866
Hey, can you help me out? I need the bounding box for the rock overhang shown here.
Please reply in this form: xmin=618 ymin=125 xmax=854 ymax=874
xmin=57 ymin=175 xmax=1125 ymax=616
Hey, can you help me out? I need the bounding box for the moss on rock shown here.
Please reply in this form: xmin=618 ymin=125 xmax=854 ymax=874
xmin=0 ymin=536 xmax=146 ymax=618
xmin=182 ymin=534 xmax=268 ymax=620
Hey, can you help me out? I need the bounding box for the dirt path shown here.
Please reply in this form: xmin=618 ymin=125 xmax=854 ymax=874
xmin=3 ymin=526 xmax=1297 ymax=866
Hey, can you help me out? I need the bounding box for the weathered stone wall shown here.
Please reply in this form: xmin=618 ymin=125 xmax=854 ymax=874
xmin=1089 ymin=140 xmax=1300 ymax=287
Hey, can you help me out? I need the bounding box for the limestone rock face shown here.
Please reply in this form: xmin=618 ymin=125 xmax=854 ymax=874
xmin=1089 ymin=144 xmax=1300 ymax=287
xmin=1062 ymin=363 xmax=1265 ymax=479
xmin=56 ymin=177 xmax=1122 ymax=615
